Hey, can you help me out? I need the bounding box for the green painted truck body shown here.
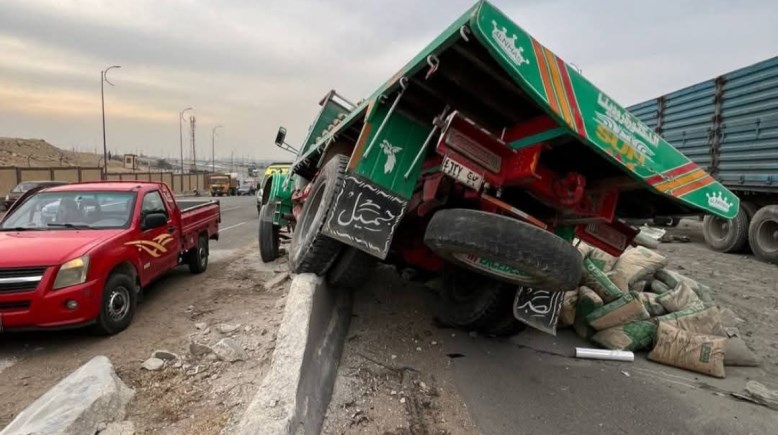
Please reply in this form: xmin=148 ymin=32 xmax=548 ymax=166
xmin=291 ymin=0 xmax=739 ymax=220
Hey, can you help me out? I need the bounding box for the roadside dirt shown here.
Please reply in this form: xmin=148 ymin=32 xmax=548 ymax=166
xmin=0 ymin=244 xmax=291 ymax=433
xmin=323 ymin=266 xmax=478 ymax=435
xmin=660 ymin=219 xmax=778 ymax=374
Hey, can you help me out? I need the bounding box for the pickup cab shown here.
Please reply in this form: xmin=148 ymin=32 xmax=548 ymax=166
xmin=0 ymin=181 xmax=220 ymax=334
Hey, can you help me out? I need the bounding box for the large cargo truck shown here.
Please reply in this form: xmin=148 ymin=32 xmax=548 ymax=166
xmin=629 ymin=57 xmax=778 ymax=262
xmin=261 ymin=0 xmax=740 ymax=335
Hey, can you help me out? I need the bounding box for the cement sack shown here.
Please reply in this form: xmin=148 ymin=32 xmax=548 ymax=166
xmin=629 ymin=280 xmax=651 ymax=293
xmin=574 ymin=286 xmax=603 ymax=339
xmin=611 ymin=246 xmax=668 ymax=291
xmin=638 ymin=292 xmax=667 ymax=317
xmin=648 ymin=322 xmax=726 ymax=378
xmin=592 ymin=321 xmax=657 ymax=351
xmin=586 ymin=292 xmax=650 ymax=331
xmin=559 ymin=290 xmax=578 ymax=327
xmin=657 ymin=281 xmax=702 ymax=313
xmin=576 ymin=240 xmax=593 ymax=258
xmin=653 ymin=302 xmax=706 ymax=323
xmin=586 ymin=246 xmax=619 ymax=272
xmin=650 ymin=280 xmax=672 ymax=295
xmin=660 ymin=306 xmax=725 ymax=336
xmin=655 ymin=269 xmax=715 ymax=305
xmin=582 ymin=258 xmax=624 ymax=303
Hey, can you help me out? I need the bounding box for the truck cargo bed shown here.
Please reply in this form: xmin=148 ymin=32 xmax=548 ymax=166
xmin=629 ymin=56 xmax=778 ymax=195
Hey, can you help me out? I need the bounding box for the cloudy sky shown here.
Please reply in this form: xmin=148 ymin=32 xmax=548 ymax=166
xmin=0 ymin=0 xmax=776 ymax=162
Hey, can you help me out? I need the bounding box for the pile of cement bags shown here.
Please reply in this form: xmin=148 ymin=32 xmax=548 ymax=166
xmin=559 ymin=242 xmax=759 ymax=378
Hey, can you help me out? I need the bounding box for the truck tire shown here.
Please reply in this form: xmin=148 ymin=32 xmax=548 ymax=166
xmin=424 ymin=209 xmax=582 ymax=291
xmin=288 ymin=155 xmax=347 ymax=275
xmin=259 ymin=203 xmax=280 ymax=262
xmin=187 ymin=234 xmax=209 ymax=274
xmin=93 ymin=273 xmax=137 ymax=335
xmin=748 ymin=205 xmax=778 ymax=264
xmin=477 ymin=287 xmax=526 ymax=337
xmin=327 ymin=247 xmax=377 ymax=289
xmin=435 ymin=266 xmax=516 ymax=332
xmin=702 ymin=205 xmax=749 ymax=253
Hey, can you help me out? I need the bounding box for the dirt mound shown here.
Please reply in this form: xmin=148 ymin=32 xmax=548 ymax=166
xmin=0 ymin=137 xmax=124 ymax=169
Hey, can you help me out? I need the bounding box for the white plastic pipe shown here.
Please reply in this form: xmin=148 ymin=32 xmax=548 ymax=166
xmin=575 ymin=347 xmax=635 ymax=362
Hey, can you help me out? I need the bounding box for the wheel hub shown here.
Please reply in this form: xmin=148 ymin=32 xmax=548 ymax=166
xmin=107 ymin=287 xmax=130 ymax=321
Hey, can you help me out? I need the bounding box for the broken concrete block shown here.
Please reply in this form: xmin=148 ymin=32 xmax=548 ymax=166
xmin=212 ymin=338 xmax=248 ymax=362
xmin=1 ymin=356 xmax=134 ymax=435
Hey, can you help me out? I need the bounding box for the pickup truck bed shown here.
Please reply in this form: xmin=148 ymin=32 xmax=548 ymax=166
xmin=180 ymin=199 xmax=220 ymax=248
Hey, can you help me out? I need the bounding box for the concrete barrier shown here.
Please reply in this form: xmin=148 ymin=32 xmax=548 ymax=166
xmin=235 ymin=274 xmax=352 ymax=435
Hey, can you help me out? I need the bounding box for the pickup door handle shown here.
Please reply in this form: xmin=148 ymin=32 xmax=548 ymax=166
xmin=167 ymin=226 xmax=176 ymax=234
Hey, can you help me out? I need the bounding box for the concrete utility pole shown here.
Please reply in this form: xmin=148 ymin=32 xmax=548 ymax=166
xmin=190 ymin=115 xmax=197 ymax=172
xmin=211 ymin=125 xmax=223 ymax=174
xmin=179 ymin=107 xmax=192 ymax=173
xmin=101 ymin=65 xmax=120 ymax=178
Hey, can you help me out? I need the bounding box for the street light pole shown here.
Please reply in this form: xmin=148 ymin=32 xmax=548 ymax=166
xmin=211 ymin=125 xmax=223 ymax=174
xmin=101 ymin=65 xmax=121 ymax=179
xmin=179 ymin=107 xmax=192 ymax=173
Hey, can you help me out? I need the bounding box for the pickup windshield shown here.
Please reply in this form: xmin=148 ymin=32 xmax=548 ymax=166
xmin=1 ymin=191 xmax=136 ymax=230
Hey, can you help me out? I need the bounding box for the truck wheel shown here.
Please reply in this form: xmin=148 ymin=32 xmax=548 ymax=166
xmin=327 ymin=247 xmax=377 ymax=289
xmin=187 ymin=234 xmax=209 ymax=273
xmin=424 ymin=209 xmax=582 ymax=291
xmin=477 ymin=287 xmax=526 ymax=337
xmin=93 ymin=273 xmax=137 ymax=335
xmin=259 ymin=203 xmax=280 ymax=262
xmin=436 ymin=266 xmax=514 ymax=329
xmin=289 ymin=155 xmax=347 ymax=274
xmin=748 ymin=205 xmax=778 ymax=263
xmin=702 ymin=205 xmax=749 ymax=253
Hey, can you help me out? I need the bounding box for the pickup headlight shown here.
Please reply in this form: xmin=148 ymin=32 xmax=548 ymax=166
xmin=53 ymin=256 xmax=90 ymax=290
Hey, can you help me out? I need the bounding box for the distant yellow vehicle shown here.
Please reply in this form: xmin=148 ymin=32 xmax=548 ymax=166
xmin=263 ymin=163 xmax=291 ymax=178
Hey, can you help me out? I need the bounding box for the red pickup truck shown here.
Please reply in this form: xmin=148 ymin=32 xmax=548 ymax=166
xmin=0 ymin=181 xmax=220 ymax=334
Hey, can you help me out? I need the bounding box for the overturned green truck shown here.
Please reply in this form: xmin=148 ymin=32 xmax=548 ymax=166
xmin=260 ymin=1 xmax=740 ymax=335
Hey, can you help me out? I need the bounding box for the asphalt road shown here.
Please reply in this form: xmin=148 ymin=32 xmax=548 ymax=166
xmin=207 ymin=195 xmax=260 ymax=258
xmin=444 ymin=328 xmax=774 ymax=435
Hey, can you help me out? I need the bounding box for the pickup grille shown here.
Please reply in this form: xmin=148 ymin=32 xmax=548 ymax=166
xmin=0 ymin=300 xmax=31 ymax=311
xmin=0 ymin=267 xmax=46 ymax=293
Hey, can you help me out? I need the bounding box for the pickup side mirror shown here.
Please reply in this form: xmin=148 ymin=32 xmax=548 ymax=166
xmin=275 ymin=127 xmax=287 ymax=146
xmin=141 ymin=213 xmax=168 ymax=230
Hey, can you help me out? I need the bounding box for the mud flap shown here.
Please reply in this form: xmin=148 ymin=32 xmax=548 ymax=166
xmin=512 ymin=287 xmax=565 ymax=335
xmin=321 ymin=175 xmax=407 ymax=259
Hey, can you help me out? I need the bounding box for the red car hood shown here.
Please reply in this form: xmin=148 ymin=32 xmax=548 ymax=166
xmin=0 ymin=230 xmax=123 ymax=268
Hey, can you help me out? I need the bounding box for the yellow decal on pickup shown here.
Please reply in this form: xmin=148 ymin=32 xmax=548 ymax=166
xmin=125 ymin=234 xmax=174 ymax=258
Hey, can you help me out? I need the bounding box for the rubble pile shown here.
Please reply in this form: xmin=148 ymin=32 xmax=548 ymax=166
xmin=561 ymin=242 xmax=759 ymax=378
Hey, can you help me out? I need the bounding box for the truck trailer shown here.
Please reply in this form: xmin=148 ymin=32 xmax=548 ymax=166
xmin=629 ymin=57 xmax=778 ymax=262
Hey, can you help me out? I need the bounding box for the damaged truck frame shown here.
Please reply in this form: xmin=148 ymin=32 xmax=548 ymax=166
xmin=260 ymin=1 xmax=739 ymax=335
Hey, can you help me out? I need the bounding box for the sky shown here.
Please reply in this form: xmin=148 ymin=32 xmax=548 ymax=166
xmin=0 ymin=0 xmax=776 ymax=162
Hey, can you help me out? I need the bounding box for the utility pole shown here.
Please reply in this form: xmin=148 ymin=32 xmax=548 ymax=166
xmin=179 ymin=107 xmax=192 ymax=173
xmin=190 ymin=115 xmax=197 ymax=172
xmin=212 ymin=125 xmax=223 ymax=174
xmin=101 ymin=65 xmax=121 ymax=179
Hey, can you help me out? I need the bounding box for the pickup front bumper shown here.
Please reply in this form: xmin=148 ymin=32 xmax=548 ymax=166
xmin=0 ymin=267 xmax=103 ymax=331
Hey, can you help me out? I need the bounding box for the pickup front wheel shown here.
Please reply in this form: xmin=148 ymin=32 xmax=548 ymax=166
xmin=94 ymin=273 xmax=137 ymax=335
